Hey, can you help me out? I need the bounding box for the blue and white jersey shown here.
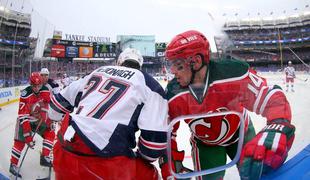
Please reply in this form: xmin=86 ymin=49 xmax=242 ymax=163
xmin=284 ymin=66 xmax=296 ymax=78
xmin=48 ymin=65 xmax=168 ymax=161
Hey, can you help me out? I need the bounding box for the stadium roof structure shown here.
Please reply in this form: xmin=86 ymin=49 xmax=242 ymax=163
xmin=223 ymin=11 xmax=310 ymax=30
xmin=0 ymin=6 xmax=31 ymax=28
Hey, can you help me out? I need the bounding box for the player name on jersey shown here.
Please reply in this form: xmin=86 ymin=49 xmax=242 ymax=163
xmin=97 ymin=67 xmax=136 ymax=80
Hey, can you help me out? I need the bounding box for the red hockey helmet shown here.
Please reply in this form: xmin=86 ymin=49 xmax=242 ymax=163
xmin=165 ymin=30 xmax=210 ymax=64
xmin=30 ymin=72 xmax=43 ymax=85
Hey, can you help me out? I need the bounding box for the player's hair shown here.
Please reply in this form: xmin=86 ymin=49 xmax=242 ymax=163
xmin=121 ymin=60 xmax=141 ymax=70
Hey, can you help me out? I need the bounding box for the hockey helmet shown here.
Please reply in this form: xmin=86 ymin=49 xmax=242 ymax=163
xmin=30 ymin=72 xmax=43 ymax=85
xmin=40 ymin=68 xmax=49 ymax=75
xmin=288 ymin=61 xmax=292 ymax=65
xmin=165 ymin=30 xmax=210 ymax=64
xmin=117 ymin=48 xmax=144 ymax=67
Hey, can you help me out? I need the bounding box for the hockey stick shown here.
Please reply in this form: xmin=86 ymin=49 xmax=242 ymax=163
xmin=15 ymin=117 xmax=44 ymax=180
xmin=296 ymin=77 xmax=308 ymax=82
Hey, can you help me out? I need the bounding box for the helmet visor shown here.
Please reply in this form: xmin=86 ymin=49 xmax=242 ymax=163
xmin=165 ymin=58 xmax=191 ymax=73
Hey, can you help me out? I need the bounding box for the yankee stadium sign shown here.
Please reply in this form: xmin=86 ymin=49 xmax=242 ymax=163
xmin=64 ymin=34 xmax=110 ymax=43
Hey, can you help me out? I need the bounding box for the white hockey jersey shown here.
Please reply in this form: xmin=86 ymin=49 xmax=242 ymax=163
xmin=49 ymin=66 xmax=168 ymax=160
xmin=284 ymin=66 xmax=296 ymax=78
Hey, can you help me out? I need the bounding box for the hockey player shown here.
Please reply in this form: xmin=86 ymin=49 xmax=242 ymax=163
xmin=9 ymin=72 xmax=55 ymax=178
xmin=48 ymin=48 xmax=168 ymax=180
xmin=284 ymin=61 xmax=296 ymax=92
xmin=159 ymin=30 xmax=295 ymax=180
xmin=40 ymin=68 xmax=60 ymax=95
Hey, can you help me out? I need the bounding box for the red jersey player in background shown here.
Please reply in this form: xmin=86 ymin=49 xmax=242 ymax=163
xmin=48 ymin=48 xmax=168 ymax=180
xmin=159 ymin=30 xmax=295 ymax=180
xmin=9 ymin=72 xmax=55 ymax=178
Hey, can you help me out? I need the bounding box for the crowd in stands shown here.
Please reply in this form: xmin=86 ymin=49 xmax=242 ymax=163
xmin=232 ymin=50 xmax=310 ymax=62
xmin=0 ymin=56 xmax=166 ymax=88
xmin=0 ymin=58 xmax=159 ymax=87
xmin=226 ymin=26 xmax=310 ymax=42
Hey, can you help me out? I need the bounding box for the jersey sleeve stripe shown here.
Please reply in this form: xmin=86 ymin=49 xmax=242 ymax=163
xmin=51 ymin=96 xmax=69 ymax=113
xmin=138 ymin=130 xmax=167 ymax=161
xmin=253 ymin=86 xmax=268 ymax=113
xmin=50 ymin=100 xmax=66 ymax=114
xmin=139 ymin=137 xmax=167 ymax=150
xmin=137 ymin=150 xmax=157 ymax=162
xmin=138 ymin=142 xmax=165 ymax=161
xmin=18 ymin=114 xmax=29 ymax=118
xmin=52 ymin=94 xmax=74 ymax=113
xmin=259 ymin=89 xmax=283 ymax=115
xmin=271 ymin=132 xmax=281 ymax=152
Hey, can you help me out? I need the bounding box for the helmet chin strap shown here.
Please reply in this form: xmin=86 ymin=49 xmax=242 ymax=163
xmin=189 ymin=61 xmax=205 ymax=86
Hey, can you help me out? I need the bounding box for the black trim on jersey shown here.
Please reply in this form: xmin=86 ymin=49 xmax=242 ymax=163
xmin=140 ymin=129 xmax=167 ymax=144
xmin=47 ymin=78 xmax=59 ymax=88
xmin=70 ymin=103 xmax=145 ymax=158
xmin=54 ymin=93 xmax=74 ymax=112
xmin=142 ymin=71 xmax=166 ymax=99
xmin=74 ymin=92 xmax=83 ymax=107
xmin=270 ymin=85 xmax=283 ymax=91
xmin=50 ymin=101 xmax=65 ymax=114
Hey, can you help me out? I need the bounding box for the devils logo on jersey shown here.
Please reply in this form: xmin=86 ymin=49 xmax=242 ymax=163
xmin=188 ymin=107 xmax=240 ymax=146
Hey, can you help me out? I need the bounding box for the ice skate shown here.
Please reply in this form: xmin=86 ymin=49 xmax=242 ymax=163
xmin=40 ymin=155 xmax=52 ymax=167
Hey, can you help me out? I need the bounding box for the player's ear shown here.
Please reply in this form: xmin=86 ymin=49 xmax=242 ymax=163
xmin=192 ymin=54 xmax=203 ymax=71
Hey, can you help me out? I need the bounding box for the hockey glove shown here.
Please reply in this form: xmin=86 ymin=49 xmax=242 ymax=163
xmin=21 ymin=118 xmax=35 ymax=149
xmin=25 ymin=135 xmax=35 ymax=149
xmin=159 ymin=149 xmax=192 ymax=180
xmin=239 ymin=119 xmax=295 ymax=180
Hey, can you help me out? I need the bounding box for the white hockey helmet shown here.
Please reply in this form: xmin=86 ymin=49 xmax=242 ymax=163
xmin=288 ymin=61 xmax=292 ymax=64
xmin=40 ymin=68 xmax=49 ymax=75
xmin=117 ymin=48 xmax=144 ymax=68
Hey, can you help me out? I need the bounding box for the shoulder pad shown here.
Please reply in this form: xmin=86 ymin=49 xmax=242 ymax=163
xmin=209 ymin=59 xmax=249 ymax=82
xmin=21 ymin=86 xmax=33 ymax=97
xmin=141 ymin=71 xmax=166 ymax=99
xmin=40 ymin=85 xmax=49 ymax=91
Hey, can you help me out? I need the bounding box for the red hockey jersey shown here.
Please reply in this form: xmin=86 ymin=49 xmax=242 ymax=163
xmin=18 ymin=85 xmax=50 ymax=122
xmin=166 ymin=59 xmax=291 ymax=147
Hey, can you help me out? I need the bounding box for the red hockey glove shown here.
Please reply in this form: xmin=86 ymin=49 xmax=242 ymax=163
xmin=240 ymin=119 xmax=295 ymax=180
xmin=159 ymin=149 xmax=192 ymax=180
xmin=25 ymin=135 xmax=35 ymax=149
